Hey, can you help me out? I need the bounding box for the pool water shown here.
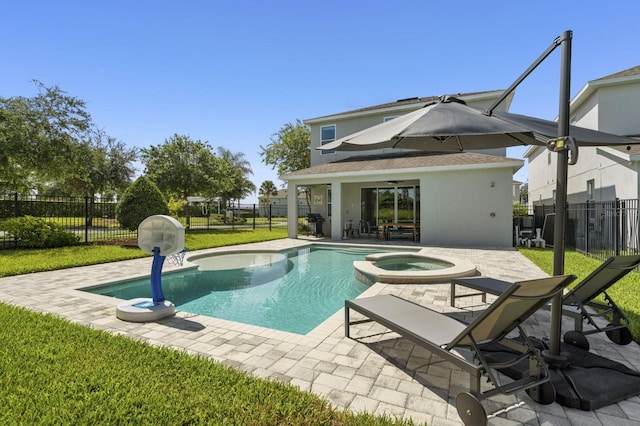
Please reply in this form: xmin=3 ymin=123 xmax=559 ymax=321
xmin=374 ymin=256 xmax=454 ymax=272
xmin=85 ymin=245 xmax=405 ymax=334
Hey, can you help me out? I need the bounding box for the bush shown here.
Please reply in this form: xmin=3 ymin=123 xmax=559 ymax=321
xmin=0 ymin=216 xmax=80 ymax=248
xmin=167 ymin=197 xmax=187 ymax=218
xmin=116 ymin=177 xmax=169 ymax=231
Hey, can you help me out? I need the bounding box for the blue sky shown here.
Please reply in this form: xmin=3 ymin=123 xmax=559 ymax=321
xmin=2 ymin=1 xmax=639 ymax=203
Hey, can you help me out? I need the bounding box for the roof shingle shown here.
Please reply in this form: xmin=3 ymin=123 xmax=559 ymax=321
xmin=285 ymin=151 xmax=519 ymax=178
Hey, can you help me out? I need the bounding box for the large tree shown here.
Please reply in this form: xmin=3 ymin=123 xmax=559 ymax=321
xmin=50 ymin=128 xmax=137 ymax=198
xmin=140 ymin=134 xmax=220 ymax=201
xmin=0 ymin=81 xmax=93 ymax=192
xmin=259 ymin=119 xmax=310 ymax=179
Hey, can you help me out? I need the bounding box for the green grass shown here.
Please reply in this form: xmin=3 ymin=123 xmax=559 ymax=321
xmin=0 ymin=304 xmax=412 ymax=426
xmin=518 ymin=247 xmax=640 ymax=340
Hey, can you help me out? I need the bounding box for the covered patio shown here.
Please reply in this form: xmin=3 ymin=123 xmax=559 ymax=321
xmin=283 ymin=151 xmax=523 ymax=248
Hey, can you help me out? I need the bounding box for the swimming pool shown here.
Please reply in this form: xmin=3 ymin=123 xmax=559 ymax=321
xmin=84 ymin=245 xmax=411 ymax=334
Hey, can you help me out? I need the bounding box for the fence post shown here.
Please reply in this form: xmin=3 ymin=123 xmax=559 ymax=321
xmin=269 ymin=203 xmax=272 ymax=231
xmin=615 ymin=198 xmax=621 ymax=256
xmin=84 ymin=196 xmax=89 ymax=244
xmin=252 ymin=204 xmax=256 ymax=230
xmin=13 ymin=192 xmax=18 ymax=217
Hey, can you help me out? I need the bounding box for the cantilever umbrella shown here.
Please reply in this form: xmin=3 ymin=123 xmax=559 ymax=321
xmin=318 ymin=33 xmax=639 ymax=362
xmin=320 ymin=96 xmax=635 ymax=153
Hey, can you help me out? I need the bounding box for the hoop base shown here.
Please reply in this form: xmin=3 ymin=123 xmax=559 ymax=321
xmin=116 ymin=298 xmax=175 ymax=322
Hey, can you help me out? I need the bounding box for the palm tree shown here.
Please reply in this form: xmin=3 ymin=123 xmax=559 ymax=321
xmin=259 ymin=180 xmax=278 ymax=217
xmin=216 ymin=148 xmax=255 ymax=222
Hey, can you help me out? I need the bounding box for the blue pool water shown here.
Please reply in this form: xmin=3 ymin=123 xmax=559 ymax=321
xmin=85 ymin=245 xmax=410 ymax=334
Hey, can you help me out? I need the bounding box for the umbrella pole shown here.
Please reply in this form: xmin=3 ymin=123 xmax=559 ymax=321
xmin=545 ymin=30 xmax=573 ymax=364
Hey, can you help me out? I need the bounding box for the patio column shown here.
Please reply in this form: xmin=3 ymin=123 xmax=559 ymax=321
xmin=287 ymin=182 xmax=298 ymax=239
xmin=330 ymin=180 xmax=342 ymax=241
xmin=419 ymin=176 xmax=428 ymax=245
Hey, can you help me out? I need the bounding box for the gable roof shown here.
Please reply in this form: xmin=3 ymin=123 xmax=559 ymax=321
xmin=570 ymin=65 xmax=640 ymax=123
xmin=593 ymin=65 xmax=640 ymax=81
xmin=284 ymin=151 xmax=522 ymax=180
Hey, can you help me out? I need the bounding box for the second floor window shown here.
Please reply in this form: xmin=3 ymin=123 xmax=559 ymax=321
xmin=321 ymin=125 xmax=336 ymax=154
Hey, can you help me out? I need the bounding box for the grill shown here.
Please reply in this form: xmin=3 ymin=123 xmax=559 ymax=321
xmin=307 ymin=213 xmax=325 ymax=237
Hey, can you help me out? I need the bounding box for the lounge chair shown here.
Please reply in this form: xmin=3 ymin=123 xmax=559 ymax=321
xmin=452 ymin=255 xmax=640 ymax=349
xmin=345 ymin=274 xmax=576 ymax=425
xmin=561 ymin=254 xmax=640 ymax=349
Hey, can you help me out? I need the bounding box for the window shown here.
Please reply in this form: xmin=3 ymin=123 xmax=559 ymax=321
xmin=587 ymin=179 xmax=595 ymax=201
xmin=321 ymin=125 xmax=336 ymax=154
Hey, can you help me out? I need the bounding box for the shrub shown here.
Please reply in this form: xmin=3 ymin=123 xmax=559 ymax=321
xmin=513 ymin=202 xmax=530 ymax=216
xmin=167 ymin=197 xmax=187 ymax=218
xmin=116 ymin=177 xmax=169 ymax=231
xmin=0 ymin=216 xmax=80 ymax=248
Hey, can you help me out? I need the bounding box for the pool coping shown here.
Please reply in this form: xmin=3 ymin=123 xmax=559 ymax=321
xmin=353 ymin=250 xmax=477 ymax=284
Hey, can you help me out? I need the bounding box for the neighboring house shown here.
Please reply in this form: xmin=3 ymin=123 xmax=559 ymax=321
xmin=283 ymin=91 xmax=524 ymax=248
xmin=258 ymin=189 xmax=306 ymax=217
xmin=513 ymin=180 xmax=523 ymax=203
xmin=525 ymin=65 xmax=640 ymax=206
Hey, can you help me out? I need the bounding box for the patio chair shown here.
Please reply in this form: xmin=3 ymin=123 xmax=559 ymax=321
xmin=561 ymin=254 xmax=640 ymax=349
xmin=452 ymin=254 xmax=640 ymax=350
xmin=345 ymin=274 xmax=576 ymax=425
xmin=365 ymin=220 xmax=379 ymax=239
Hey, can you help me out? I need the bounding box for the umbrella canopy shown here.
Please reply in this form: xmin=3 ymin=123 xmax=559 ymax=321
xmin=318 ymin=96 xmax=637 ymax=152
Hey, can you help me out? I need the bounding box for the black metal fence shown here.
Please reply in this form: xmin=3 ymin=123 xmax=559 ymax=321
xmin=515 ymin=198 xmax=640 ymax=261
xmin=0 ymin=193 xmax=306 ymax=249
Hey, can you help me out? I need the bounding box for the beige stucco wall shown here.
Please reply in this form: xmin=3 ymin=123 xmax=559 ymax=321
xmin=419 ymin=168 xmax=514 ymax=247
xmin=287 ymin=162 xmax=517 ymax=248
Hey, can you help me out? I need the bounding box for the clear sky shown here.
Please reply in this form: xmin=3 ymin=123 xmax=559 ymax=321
xmin=2 ymin=1 xmax=639 ymax=203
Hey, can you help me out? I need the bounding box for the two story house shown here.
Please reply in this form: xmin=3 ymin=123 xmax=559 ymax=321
xmin=525 ymin=65 xmax=640 ymax=205
xmin=283 ymin=91 xmax=524 ymax=248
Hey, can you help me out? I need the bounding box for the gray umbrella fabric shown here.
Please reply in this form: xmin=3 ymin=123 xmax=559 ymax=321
xmin=318 ymin=97 xmax=636 ymax=152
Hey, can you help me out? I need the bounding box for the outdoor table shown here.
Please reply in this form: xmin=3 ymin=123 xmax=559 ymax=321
xmin=380 ymin=223 xmax=418 ymax=242
xmin=450 ymin=277 xmax=512 ymax=307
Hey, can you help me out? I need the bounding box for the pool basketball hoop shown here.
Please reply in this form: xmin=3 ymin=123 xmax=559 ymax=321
xmin=116 ymin=215 xmax=185 ymax=322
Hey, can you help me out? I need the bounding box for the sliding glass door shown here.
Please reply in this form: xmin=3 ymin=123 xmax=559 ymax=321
xmin=361 ymin=185 xmax=418 ymax=225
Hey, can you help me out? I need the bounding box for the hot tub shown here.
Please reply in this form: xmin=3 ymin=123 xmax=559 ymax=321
xmin=353 ymin=251 xmax=476 ymax=285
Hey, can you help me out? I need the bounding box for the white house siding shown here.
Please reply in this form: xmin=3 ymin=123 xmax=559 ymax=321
xmin=597 ymin=83 xmax=640 ymax=135
xmin=419 ymin=168 xmax=514 ymax=247
xmin=526 ymin=147 xmax=554 ymax=204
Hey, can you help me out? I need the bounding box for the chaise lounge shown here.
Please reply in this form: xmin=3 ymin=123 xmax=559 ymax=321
xmin=451 ymin=255 xmax=640 ymax=349
xmin=345 ymin=274 xmax=576 ymax=425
